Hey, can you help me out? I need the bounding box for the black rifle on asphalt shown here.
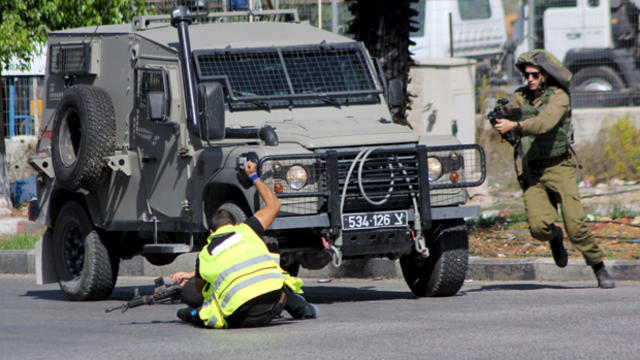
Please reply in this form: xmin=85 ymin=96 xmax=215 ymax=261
xmin=486 ymin=98 xmax=530 ymax=190
xmin=105 ymin=277 xmax=182 ymax=313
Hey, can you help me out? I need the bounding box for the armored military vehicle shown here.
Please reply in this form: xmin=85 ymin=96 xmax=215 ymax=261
xmin=29 ymin=7 xmax=486 ymax=300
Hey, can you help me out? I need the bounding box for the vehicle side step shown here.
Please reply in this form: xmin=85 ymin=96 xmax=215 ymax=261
xmin=141 ymin=244 xmax=191 ymax=254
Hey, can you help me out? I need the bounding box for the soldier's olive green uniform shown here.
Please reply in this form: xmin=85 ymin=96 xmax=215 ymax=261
xmin=509 ymin=80 xmax=605 ymax=266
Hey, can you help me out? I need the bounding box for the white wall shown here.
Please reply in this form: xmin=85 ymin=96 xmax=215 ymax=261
xmin=406 ymin=57 xmax=477 ymax=144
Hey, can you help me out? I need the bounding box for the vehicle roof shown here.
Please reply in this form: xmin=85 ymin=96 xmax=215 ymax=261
xmin=49 ymin=21 xmax=354 ymax=50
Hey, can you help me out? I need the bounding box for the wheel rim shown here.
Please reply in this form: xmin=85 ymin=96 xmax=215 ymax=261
xmin=581 ymin=79 xmax=613 ymax=92
xmin=62 ymin=223 xmax=85 ymax=279
xmin=58 ymin=110 xmax=82 ymax=167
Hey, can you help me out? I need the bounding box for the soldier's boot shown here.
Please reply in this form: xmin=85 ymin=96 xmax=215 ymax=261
xmin=549 ymin=225 xmax=568 ymax=268
xmin=593 ymin=263 xmax=616 ymax=289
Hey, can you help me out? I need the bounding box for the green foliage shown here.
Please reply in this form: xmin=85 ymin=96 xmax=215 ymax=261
xmin=0 ymin=232 xmax=42 ymax=250
xmin=1 ymin=0 xmax=146 ymax=72
xmin=604 ymin=115 xmax=640 ymax=179
xmin=609 ymin=203 xmax=640 ymax=220
xmin=466 ymin=213 xmax=528 ymax=232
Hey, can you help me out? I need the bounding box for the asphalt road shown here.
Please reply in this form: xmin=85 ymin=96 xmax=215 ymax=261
xmin=2 ymin=275 xmax=639 ymax=360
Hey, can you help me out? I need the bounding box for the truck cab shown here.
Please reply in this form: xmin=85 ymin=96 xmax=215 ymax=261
xmin=410 ymin=0 xmax=508 ymax=83
xmin=512 ymin=0 xmax=640 ymax=95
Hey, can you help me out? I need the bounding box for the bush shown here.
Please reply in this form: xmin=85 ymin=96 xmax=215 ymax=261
xmin=605 ymin=115 xmax=640 ymax=179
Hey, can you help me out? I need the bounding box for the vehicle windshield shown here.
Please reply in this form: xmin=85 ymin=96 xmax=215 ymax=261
xmin=194 ymin=42 xmax=382 ymax=110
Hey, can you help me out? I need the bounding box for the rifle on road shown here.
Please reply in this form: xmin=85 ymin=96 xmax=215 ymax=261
xmin=105 ymin=277 xmax=182 ymax=313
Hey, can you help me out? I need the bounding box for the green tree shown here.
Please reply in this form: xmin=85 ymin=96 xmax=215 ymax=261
xmin=0 ymin=0 xmax=145 ymax=210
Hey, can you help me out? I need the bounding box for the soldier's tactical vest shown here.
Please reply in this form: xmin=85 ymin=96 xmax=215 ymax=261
xmin=519 ymin=86 xmax=572 ymax=160
xmin=197 ymin=223 xmax=285 ymax=328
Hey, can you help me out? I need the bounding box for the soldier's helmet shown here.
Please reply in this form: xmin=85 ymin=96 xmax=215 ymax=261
xmin=516 ymin=49 xmax=572 ymax=89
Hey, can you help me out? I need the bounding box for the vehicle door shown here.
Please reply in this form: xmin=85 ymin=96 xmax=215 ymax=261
xmin=543 ymin=0 xmax=611 ymax=62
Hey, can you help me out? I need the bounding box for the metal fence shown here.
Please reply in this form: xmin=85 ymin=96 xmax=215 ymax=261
xmin=1 ymin=76 xmax=43 ymax=138
xmin=146 ymin=0 xmax=354 ymax=32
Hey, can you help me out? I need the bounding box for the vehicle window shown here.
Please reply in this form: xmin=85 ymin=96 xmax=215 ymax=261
xmin=410 ymin=0 xmax=426 ymax=37
xmin=195 ymin=43 xmax=379 ymax=110
xmin=458 ymin=0 xmax=491 ymax=20
xmin=588 ymin=0 xmax=599 ymax=7
xmin=540 ymin=0 xmax=577 ymax=8
xmin=136 ymin=68 xmax=169 ymax=120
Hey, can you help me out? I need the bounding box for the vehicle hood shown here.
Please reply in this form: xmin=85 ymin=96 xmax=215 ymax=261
xmin=264 ymin=116 xmax=419 ymax=149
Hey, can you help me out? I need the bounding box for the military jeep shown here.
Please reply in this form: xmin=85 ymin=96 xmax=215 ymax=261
xmin=29 ymin=7 xmax=486 ymax=300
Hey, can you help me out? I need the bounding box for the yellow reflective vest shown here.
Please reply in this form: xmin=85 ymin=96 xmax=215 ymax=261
xmin=197 ymin=223 xmax=303 ymax=328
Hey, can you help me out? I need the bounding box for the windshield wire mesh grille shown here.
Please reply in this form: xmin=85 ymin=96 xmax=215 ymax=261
xmin=283 ymin=48 xmax=375 ymax=93
xmin=195 ymin=43 xmax=379 ymax=108
xmin=197 ymin=52 xmax=290 ymax=97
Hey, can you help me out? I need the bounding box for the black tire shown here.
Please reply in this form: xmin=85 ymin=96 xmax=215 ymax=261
xmin=213 ymin=202 xmax=248 ymax=226
xmin=400 ymin=219 xmax=469 ymax=297
xmin=571 ymin=66 xmax=625 ymax=92
xmin=281 ymin=262 xmax=300 ymax=277
xmin=53 ymin=201 xmax=118 ymax=300
xmin=52 ymin=85 xmax=116 ymax=191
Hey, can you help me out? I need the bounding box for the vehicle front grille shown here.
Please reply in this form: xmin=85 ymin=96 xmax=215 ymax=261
xmin=259 ymin=144 xmax=485 ymax=215
xmin=335 ymin=149 xmax=419 ymax=212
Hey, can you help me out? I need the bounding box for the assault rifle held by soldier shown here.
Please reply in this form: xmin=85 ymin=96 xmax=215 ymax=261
xmin=486 ymin=98 xmax=530 ymax=190
xmin=486 ymin=98 xmax=522 ymax=146
xmin=105 ymin=277 xmax=181 ymax=313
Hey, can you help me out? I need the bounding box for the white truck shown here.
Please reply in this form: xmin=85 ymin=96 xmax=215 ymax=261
xmin=409 ymin=0 xmax=509 ymax=84
xmin=511 ymin=0 xmax=640 ymax=99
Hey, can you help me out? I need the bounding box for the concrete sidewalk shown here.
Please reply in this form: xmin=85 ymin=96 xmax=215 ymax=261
xmin=2 ymin=250 xmax=639 ymax=282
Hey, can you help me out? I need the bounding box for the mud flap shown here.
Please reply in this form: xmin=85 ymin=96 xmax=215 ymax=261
xmin=35 ymin=229 xmax=58 ymax=284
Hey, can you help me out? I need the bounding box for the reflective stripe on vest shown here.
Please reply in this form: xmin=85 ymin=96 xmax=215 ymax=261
xmin=214 ymin=254 xmax=275 ymax=289
xmin=220 ymin=272 xmax=285 ymax=309
xmin=209 ymin=233 xmax=243 ymax=257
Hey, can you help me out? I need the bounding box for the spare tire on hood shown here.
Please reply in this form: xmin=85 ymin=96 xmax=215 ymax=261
xmin=51 ymin=85 xmax=116 ymax=192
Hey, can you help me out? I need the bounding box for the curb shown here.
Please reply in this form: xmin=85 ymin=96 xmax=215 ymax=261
xmin=2 ymin=250 xmax=640 ymax=282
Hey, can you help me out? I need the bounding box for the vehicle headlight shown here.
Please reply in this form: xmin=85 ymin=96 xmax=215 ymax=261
xmin=427 ymin=157 xmax=442 ymax=181
xmin=286 ymin=165 xmax=308 ymax=190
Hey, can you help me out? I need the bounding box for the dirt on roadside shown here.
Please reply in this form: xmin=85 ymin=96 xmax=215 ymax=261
xmin=468 ymin=184 xmax=640 ymax=261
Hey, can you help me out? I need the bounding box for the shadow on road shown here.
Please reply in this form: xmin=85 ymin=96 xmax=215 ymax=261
xmin=302 ymin=285 xmax=416 ymax=304
xmin=462 ymin=283 xmax=592 ymax=294
xmin=23 ymin=285 xmax=158 ymax=301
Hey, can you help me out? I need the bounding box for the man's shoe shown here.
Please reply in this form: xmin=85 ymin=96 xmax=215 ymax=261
xmin=177 ymin=307 xmax=198 ymax=323
xmin=594 ymin=267 xmax=616 ymax=289
xmin=550 ymin=226 xmax=568 ymax=268
xmin=302 ymin=303 xmax=318 ymax=319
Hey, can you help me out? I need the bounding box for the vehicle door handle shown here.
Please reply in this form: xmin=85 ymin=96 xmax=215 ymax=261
xmin=566 ymin=32 xmax=581 ymax=39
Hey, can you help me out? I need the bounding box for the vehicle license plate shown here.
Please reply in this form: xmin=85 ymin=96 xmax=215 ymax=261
xmin=342 ymin=210 xmax=408 ymax=231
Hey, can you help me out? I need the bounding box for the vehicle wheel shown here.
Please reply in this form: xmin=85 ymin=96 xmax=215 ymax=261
xmin=52 ymin=85 xmax=116 ymax=191
xmin=400 ymin=219 xmax=468 ymax=297
xmin=211 ymin=202 xmax=248 ymax=228
xmin=571 ymin=66 xmax=625 ymax=92
xmin=53 ymin=201 xmax=118 ymax=300
xmin=281 ymin=262 xmax=300 ymax=277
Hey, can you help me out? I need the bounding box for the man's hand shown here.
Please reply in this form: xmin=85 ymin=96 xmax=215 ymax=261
xmin=244 ymin=160 xmax=257 ymax=177
xmin=494 ymin=118 xmax=518 ymax=135
xmin=244 ymin=160 xmax=280 ymax=230
xmin=170 ymin=271 xmax=195 ymax=287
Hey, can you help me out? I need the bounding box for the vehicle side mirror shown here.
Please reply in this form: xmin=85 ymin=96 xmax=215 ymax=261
xmin=388 ymin=78 xmax=404 ymax=107
xmin=198 ymin=82 xmax=225 ymax=141
xmin=147 ymin=92 xmax=168 ymax=121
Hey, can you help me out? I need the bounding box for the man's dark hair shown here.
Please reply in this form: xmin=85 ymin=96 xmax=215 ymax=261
xmin=212 ymin=210 xmax=236 ymax=230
